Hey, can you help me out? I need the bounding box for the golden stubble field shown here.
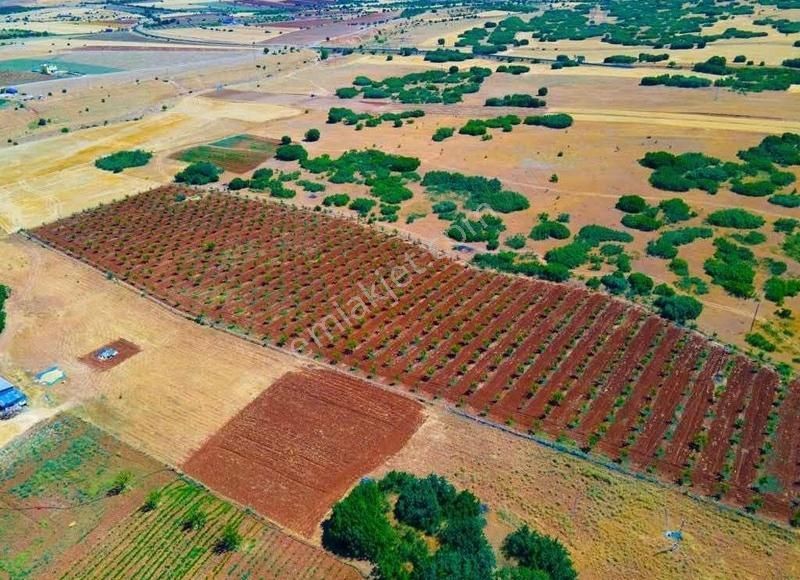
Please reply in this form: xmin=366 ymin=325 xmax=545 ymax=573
xmin=0 ymin=96 xmax=301 ymax=233
xmin=0 ymin=236 xmax=299 ymax=463
xmin=371 ymin=408 xmax=800 ymax=580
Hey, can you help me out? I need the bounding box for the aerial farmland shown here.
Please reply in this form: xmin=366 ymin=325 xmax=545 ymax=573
xmin=0 ymin=0 xmax=799 ymax=578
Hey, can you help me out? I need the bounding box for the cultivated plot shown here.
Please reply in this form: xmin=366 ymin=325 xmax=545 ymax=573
xmin=183 ymin=367 xmax=424 ymax=537
xmin=31 ymin=187 xmax=800 ymax=523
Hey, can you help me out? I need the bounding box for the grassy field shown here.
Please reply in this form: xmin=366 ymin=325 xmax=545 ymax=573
xmin=0 ymin=58 xmax=119 ymax=75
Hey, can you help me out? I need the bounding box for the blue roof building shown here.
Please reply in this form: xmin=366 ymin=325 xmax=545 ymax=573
xmin=0 ymin=377 xmax=27 ymax=415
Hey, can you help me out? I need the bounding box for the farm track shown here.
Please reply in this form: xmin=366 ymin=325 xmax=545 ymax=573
xmin=30 ymin=186 xmax=800 ymax=522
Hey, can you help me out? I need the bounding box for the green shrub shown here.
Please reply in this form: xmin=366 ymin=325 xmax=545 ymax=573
xmin=576 ymin=225 xmax=633 ymax=246
xmin=730 ymin=231 xmax=766 ymax=245
xmin=228 ymin=177 xmax=249 ymax=190
xmin=775 ymin=218 xmax=799 ymax=234
xmin=669 ymin=258 xmax=689 ymax=276
xmin=704 ymin=238 xmax=756 ymax=297
xmin=335 ymin=87 xmax=359 ymax=99
xmin=730 ymin=179 xmax=776 ymax=197
xmin=349 ymin=197 xmax=377 ymax=216
xmin=502 ymin=525 xmax=577 ymax=580
xmin=706 ymin=208 xmax=765 ymax=229
xmin=304 ymin=128 xmax=321 ymax=142
xmin=604 ymin=54 xmax=637 ymax=64
xmin=764 ymin=276 xmax=800 ymax=304
xmin=505 ymin=234 xmax=527 ymax=249
xmin=523 ymin=113 xmax=573 ymax=129
xmin=647 ymin=227 xmax=713 ymax=258
xmin=174 ymin=162 xmax=221 ymax=185
xmin=615 ymin=195 xmax=648 ymax=213
xmin=322 ymin=193 xmax=350 ymax=207
xmin=95 ymin=149 xmax=152 ymax=173
xmin=640 ymin=74 xmax=712 ymax=88
xmin=745 ymin=332 xmax=776 ymax=352
xmin=485 ymin=94 xmax=546 ymax=108
xmin=693 ymin=55 xmax=731 ymax=75
xmin=655 ymin=294 xmax=703 ymax=323
xmin=275 ymin=143 xmax=308 ymax=161
xmin=530 ymin=220 xmax=570 ymax=240
xmin=545 ymin=241 xmax=591 ymax=269
xmin=784 ymin=233 xmax=800 ymax=262
xmin=659 ymin=198 xmax=694 ymax=223
xmin=601 ymin=273 xmax=629 ymax=295
xmin=768 ymin=194 xmax=800 ymax=208
xmin=621 ymin=213 xmax=662 ymax=231
xmin=432 ymin=127 xmax=455 ymax=142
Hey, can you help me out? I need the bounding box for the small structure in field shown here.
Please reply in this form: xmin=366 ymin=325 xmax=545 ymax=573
xmin=34 ymin=366 xmax=66 ymax=386
xmin=0 ymin=377 xmax=28 ymax=419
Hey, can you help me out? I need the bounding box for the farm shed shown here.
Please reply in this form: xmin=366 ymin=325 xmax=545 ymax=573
xmin=35 ymin=366 xmax=66 ymax=385
xmin=0 ymin=377 xmax=27 ymax=418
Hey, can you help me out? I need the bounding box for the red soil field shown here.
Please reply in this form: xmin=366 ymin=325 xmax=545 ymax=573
xmin=31 ymin=187 xmax=798 ymax=522
xmin=79 ymin=338 xmax=141 ymax=371
xmin=182 ymin=367 xmax=423 ymax=537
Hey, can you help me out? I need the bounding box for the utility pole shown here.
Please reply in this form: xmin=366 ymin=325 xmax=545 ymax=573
xmin=749 ymin=299 xmax=761 ymax=333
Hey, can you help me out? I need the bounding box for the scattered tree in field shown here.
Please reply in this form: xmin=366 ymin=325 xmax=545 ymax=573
xmin=275 ymin=143 xmax=309 ymax=162
xmin=107 ymin=470 xmax=133 ymax=496
xmin=615 ymin=194 xmax=648 ymax=213
xmin=705 ymin=208 xmax=765 ymax=229
xmin=304 ymin=128 xmax=321 ymax=142
xmin=214 ymin=523 xmax=243 ymax=553
xmin=175 ymin=162 xmax=221 ymax=185
xmin=655 ymin=294 xmax=703 ymax=323
xmin=323 ymin=193 xmax=350 ymax=207
xmin=501 ymin=525 xmax=577 ymax=580
xmin=141 ymin=489 xmax=162 ymax=512
xmin=182 ymin=508 xmax=207 ymax=531
xmin=95 ymin=150 xmax=152 ymax=173
xmin=746 ymin=332 xmax=776 ymax=352
xmin=0 ymin=285 xmax=9 ymax=334
xmin=228 ymin=177 xmax=249 ymax=190
xmin=432 ymin=126 xmax=455 ymax=142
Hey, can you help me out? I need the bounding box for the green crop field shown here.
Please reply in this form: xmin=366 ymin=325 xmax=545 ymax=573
xmin=66 ymin=479 xmax=358 ymax=579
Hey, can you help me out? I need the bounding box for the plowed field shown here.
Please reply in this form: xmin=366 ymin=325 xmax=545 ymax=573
xmin=183 ymin=368 xmax=424 ymax=537
xmin=32 ymin=187 xmax=799 ymax=523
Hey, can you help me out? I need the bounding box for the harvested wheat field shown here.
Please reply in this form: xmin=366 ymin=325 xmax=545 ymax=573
xmin=0 ymin=235 xmax=298 ymax=461
xmin=371 ymin=409 xmax=800 ymax=580
xmin=183 ymin=367 xmax=424 ymax=537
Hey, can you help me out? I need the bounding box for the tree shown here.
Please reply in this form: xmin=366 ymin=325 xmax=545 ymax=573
xmin=654 ymin=294 xmax=703 ymax=323
xmin=107 ymin=470 xmax=133 ymax=496
xmin=280 ymin=135 xmax=292 ymax=145
xmin=141 ymin=489 xmax=161 ymax=512
xmin=214 ymin=523 xmax=243 ymax=553
xmin=275 ymin=143 xmax=308 ymax=162
xmin=321 ymin=480 xmax=396 ymax=560
xmin=182 ymin=509 xmax=207 ymax=531
xmin=394 ymin=477 xmax=443 ymax=534
xmin=305 ymin=128 xmax=321 ymax=142
xmin=628 ymin=272 xmax=654 ymax=295
xmin=502 ymin=525 xmax=577 ymax=580
xmin=174 ymin=162 xmax=221 ymax=185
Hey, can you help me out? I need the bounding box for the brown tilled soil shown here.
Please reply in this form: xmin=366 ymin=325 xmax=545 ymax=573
xmin=79 ymin=338 xmax=141 ymax=371
xmin=183 ymin=367 xmax=424 ymax=537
